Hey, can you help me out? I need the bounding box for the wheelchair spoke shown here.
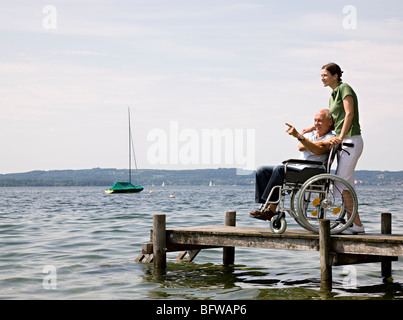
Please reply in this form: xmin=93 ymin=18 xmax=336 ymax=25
xmin=296 ymin=174 xmax=358 ymax=234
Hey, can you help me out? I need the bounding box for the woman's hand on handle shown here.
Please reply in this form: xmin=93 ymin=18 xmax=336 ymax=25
xmin=326 ymin=136 xmax=342 ymax=148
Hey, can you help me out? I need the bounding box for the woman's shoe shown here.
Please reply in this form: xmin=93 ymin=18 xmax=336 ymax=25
xmin=341 ymin=223 xmax=365 ymax=235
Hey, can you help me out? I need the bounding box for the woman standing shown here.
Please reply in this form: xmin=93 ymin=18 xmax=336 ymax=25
xmin=321 ymin=62 xmax=364 ymax=234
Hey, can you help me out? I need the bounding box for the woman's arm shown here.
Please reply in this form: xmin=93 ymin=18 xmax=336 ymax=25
xmin=329 ymin=95 xmax=354 ymax=147
xmin=339 ymin=95 xmax=354 ymax=141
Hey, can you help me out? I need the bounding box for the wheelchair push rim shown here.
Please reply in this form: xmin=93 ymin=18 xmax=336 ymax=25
xmin=295 ymin=173 xmax=358 ymax=234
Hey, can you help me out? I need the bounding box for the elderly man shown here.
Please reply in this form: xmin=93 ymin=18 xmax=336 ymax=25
xmin=250 ymin=109 xmax=335 ymax=221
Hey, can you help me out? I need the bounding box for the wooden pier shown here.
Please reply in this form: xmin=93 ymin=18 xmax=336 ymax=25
xmin=136 ymin=211 xmax=402 ymax=290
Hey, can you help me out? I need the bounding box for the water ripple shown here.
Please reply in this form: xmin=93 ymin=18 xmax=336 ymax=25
xmin=0 ymin=185 xmax=402 ymax=299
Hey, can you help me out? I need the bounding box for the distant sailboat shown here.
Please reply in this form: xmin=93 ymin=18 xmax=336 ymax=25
xmin=105 ymin=108 xmax=143 ymax=194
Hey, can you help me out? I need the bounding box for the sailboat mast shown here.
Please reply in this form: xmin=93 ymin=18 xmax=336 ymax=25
xmin=128 ymin=107 xmax=132 ymax=184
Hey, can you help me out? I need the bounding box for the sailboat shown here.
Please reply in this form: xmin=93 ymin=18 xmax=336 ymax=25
xmin=105 ymin=108 xmax=144 ymax=194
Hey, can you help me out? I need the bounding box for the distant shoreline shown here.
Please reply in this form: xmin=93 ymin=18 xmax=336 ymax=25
xmin=0 ymin=168 xmax=402 ymax=187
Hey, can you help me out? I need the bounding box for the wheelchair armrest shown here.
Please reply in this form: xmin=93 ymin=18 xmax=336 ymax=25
xmin=282 ymin=159 xmax=324 ymax=166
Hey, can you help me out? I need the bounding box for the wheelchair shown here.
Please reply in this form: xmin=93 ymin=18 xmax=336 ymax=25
xmin=260 ymin=143 xmax=358 ymax=234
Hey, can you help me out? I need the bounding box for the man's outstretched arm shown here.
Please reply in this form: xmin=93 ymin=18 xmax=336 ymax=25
xmin=285 ymin=123 xmax=332 ymax=155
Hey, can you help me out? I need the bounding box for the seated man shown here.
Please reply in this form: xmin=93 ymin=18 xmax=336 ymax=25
xmin=250 ymin=109 xmax=335 ymax=221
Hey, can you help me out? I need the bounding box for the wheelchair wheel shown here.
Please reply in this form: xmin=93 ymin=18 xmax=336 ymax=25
xmin=290 ymin=190 xmax=313 ymax=229
xmin=296 ymin=173 xmax=358 ymax=234
xmin=270 ymin=213 xmax=287 ymax=234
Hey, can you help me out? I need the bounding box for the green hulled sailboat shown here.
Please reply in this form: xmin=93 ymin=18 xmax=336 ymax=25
xmin=105 ymin=108 xmax=143 ymax=194
xmin=105 ymin=182 xmax=143 ymax=194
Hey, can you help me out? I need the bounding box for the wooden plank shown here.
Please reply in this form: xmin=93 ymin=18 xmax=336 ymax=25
xmin=176 ymin=250 xmax=201 ymax=262
xmin=381 ymin=212 xmax=393 ymax=278
xmin=141 ymin=242 xmax=153 ymax=254
xmin=137 ymin=212 xmax=403 ymax=291
xmin=166 ymin=226 xmax=320 ymax=252
xmin=164 ymin=225 xmax=403 ymax=257
xmin=330 ymin=235 xmax=403 ymax=257
xmin=135 ymin=253 xmax=153 ymax=263
xmin=167 ymin=243 xmax=219 ymax=252
xmin=223 ymin=211 xmax=236 ymax=265
xmin=153 ymin=214 xmax=166 ymax=269
xmin=330 ymin=253 xmax=398 ymax=266
xmin=319 ymin=219 xmax=332 ymax=290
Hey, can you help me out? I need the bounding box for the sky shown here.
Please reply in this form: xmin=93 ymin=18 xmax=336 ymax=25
xmin=1 ymin=0 xmax=403 ymax=173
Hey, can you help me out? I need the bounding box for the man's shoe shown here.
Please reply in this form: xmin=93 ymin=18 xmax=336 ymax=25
xmin=249 ymin=210 xmax=275 ymax=221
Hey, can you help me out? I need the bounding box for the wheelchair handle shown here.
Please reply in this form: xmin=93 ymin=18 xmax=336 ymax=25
xmin=335 ymin=142 xmax=354 ymax=156
xmin=341 ymin=142 xmax=354 ymax=148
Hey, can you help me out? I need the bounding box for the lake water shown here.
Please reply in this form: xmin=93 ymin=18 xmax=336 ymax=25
xmin=1 ymin=184 xmax=403 ymax=300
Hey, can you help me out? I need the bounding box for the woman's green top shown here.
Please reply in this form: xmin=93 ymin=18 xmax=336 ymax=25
xmin=329 ymin=82 xmax=361 ymax=138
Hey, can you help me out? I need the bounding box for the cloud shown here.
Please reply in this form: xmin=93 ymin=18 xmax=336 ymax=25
xmin=1 ymin=1 xmax=403 ymax=172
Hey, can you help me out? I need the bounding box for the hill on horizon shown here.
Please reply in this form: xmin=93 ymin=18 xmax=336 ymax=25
xmin=0 ymin=167 xmax=402 ymax=187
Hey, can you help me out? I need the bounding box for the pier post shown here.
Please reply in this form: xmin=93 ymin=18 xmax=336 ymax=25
xmin=319 ymin=219 xmax=332 ymax=291
xmin=153 ymin=214 xmax=166 ymax=270
xmin=223 ymin=211 xmax=236 ymax=265
xmin=381 ymin=213 xmax=392 ymax=279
